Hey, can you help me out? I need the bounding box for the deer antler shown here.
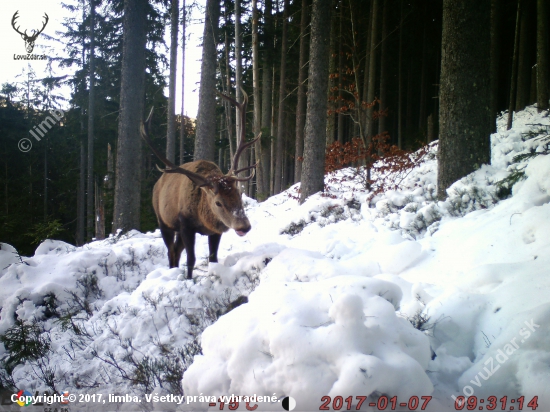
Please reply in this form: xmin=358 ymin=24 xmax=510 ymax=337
xmin=218 ymin=88 xmax=261 ymax=181
xmin=140 ymin=108 xmax=213 ymax=189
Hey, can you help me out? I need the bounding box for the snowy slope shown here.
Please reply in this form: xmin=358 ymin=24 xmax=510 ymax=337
xmin=0 ymin=106 xmax=549 ymax=412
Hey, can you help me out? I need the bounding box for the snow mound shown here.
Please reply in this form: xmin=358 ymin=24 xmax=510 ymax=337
xmin=0 ymin=242 xmax=19 ymax=275
xmin=513 ymin=154 xmax=550 ymax=206
xmin=183 ymin=270 xmax=432 ymax=410
xmin=34 ymin=239 xmax=76 ymax=255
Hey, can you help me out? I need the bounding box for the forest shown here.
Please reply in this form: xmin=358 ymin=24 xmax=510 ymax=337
xmin=0 ymin=0 xmax=548 ymax=256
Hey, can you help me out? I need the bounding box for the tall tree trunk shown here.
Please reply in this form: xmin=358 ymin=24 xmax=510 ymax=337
xmin=294 ymin=0 xmax=309 ymax=183
xmin=113 ymin=0 xmax=147 ymax=232
xmin=77 ymin=1 xmax=86 ymax=245
xmin=357 ymin=2 xmax=373 ymax=146
xmin=437 ymin=0 xmax=491 ymax=199
xmin=431 ymin=42 xmax=442 ymax=143
xmin=537 ymin=0 xmax=549 ymax=111
xmin=260 ymin=0 xmax=273 ymax=199
xmin=378 ymin=1 xmax=388 ymax=138
xmin=507 ymin=0 xmax=522 ymax=130
xmin=397 ymin=0 xmax=404 ymax=149
xmin=248 ymin=146 xmax=256 ymax=197
xmin=43 ymin=141 xmax=47 ymax=221
xmin=77 ymin=136 xmax=86 ymax=245
xmin=530 ymin=65 xmax=537 ymax=104
xmin=325 ymin=0 xmax=338 ymax=147
xmin=194 ymin=0 xmax=220 ymax=161
xmin=219 ymin=117 xmax=224 ymax=167
xmin=300 ymin=0 xmax=332 ymax=203
xmin=224 ymin=18 xmax=234 ymax=161
xmin=427 ymin=113 xmax=435 ymax=143
xmin=366 ymin=0 xmax=379 ymax=140
xmin=270 ymin=69 xmax=276 ymax=195
xmin=87 ymin=0 xmax=96 ymax=240
xmin=418 ymin=4 xmax=428 ymax=134
xmin=337 ymin=2 xmax=344 ymax=144
xmin=274 ymin=0 xmax=289 ymax=194
xmin=104 ymin=143 xmax=115 ymax=235
xmin=180 ymin=0 xmax=186 ymax=164
xmin=167 ymin=0 xmax=179 ymax=164
xmin=252 ymin=0 xmax=264 ymax=197
xmin=362 ymin=1 xmax=372 ymax=108
xmin=95 ymin=180 xmax=105 ymax=240
xmin=284 ymin=111 xmax=294 ymax=187
xmin=235 ymin=0 xmax=243 ymax=132
xmin=405 ymin=66 xmax=413 ymax=138
xmin=516 ymin=0 xmax=532 ymax=111
xmin=490 ymin=0 xmax=500 ymax=130
xmin=235 ymin=0 xmax=248 ymax=193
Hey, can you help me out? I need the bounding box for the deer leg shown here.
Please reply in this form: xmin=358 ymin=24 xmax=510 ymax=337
xmin=208 ymin=234 xmax=222 ymax=263
xmin=173 ymin=232 xmax=185 ymax=268
xmin=180 ymin=227 xmax=196 ymax=279
xmin=159 ymin=223 xmax=176 ymax=268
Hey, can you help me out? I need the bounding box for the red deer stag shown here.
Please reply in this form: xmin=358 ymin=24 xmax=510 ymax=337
xmin=141 ymin=91 xmax=260 ymax=279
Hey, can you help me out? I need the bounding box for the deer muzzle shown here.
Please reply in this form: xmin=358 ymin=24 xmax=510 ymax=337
xmin=234 ymin=221 xmax=251 ymax=237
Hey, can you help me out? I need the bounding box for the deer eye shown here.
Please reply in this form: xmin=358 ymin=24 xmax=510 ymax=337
xmin=215 ymin=201 xmax=223 ymax=208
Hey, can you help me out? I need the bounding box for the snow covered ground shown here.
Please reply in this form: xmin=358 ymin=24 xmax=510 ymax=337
xmin=0 ymin=106 xmax=549 ymax=411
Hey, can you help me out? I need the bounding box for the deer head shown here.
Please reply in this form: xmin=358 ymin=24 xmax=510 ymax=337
xmin=12 ymin=11 xmax=49 ymax=54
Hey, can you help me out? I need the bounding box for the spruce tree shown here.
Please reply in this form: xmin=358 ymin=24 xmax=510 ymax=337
xmin=437 ymin=0 xmax=491 ymax=199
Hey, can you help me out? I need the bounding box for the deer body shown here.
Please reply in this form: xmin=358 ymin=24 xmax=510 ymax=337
xmin=152 ymin=160 xmax=251 ymax=277
xmin=153 ymin=161 xmax=229 ymax=236
xmin=142 ymin=90 xmax=259 ymax=279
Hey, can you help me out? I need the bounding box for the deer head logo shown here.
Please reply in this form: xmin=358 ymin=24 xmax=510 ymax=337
xmin=11 ymin=11 xmax=49 ymax=54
